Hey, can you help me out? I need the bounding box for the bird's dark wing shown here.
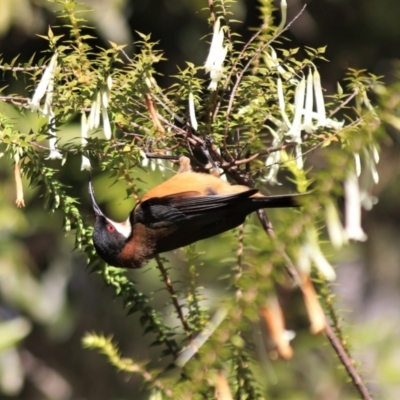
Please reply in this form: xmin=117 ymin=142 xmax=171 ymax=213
xmin=134 ymin=189 xmax=259 ymax=228
xmin=132 ymin=189 xmax=258 ymax=254
xmin=132 ymin=188 xmax=305 ymax=254
xmin=132 ymin=189 xmax=260 ymax=253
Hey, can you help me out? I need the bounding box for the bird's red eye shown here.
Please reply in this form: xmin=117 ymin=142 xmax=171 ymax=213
xmin=106 ymin=224 xmax=115 ymax=233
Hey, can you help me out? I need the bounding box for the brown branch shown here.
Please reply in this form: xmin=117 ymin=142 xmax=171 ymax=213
xmin=144 ymin=94 xmax=165 ymax=134
xmin=233 ymin=142 xmax=298 ymax=166
xmin=255 ymin=209 xmax=372 ymax=399
xmin=234 ymin=224 xmax=245 ymax=300
xmin=256 ymin=209 xmax=301 ymax=285
xmin=208 ymin=0 xmax=216 ymax=25
xmin=325 ymin=322 xmax=373 ymax=400
xmin=0 ymin=65 xmax=44 ymax=72
xmin=154 ymin=255 xmax=193 ymax=339
xmin=0 ymin=96 xmax=31 ymax=108
xmin=328 ymin=88 xmax=360 ymax=118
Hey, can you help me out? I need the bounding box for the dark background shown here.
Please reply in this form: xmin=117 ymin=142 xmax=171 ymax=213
xmin=0 ymin=0 xmax=400 ymax=399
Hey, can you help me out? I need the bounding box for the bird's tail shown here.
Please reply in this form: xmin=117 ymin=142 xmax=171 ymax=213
xmin=253 ymin=193 xmax=306 ymax=208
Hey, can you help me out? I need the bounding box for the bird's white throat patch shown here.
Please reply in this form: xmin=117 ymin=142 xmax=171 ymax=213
xmin=107 ymin=217 xmax=131 ymax=238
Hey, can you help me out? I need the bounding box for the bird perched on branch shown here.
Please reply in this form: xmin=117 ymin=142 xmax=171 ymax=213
xmin=90 ymin=156 xmax=302 ymax=268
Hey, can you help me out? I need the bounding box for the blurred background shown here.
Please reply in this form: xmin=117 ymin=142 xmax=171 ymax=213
xmin=0 ymin=0 xmax=400 ymax=399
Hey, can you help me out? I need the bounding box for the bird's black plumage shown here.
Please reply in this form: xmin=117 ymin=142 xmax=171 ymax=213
xmin=132 ymin=189 xmax=297 ymax=254
xmin=89 ymin=163 xmax=302 ymax=269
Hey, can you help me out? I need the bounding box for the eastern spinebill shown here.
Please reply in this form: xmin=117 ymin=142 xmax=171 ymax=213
xmin=90 ymin=156 xmax=302 ymax=269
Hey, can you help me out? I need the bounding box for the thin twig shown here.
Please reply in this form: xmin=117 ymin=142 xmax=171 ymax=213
xmin=224 ymin=5 xmax=307 ymax=125
xmin=155 ymin=255 xmax=193 ymax=339
xmin=0 ymin=65 xmax=44 ymax=72
xmin=325 ymin=322 xmax=373 ymax=400
xmin=328 ymin=88 xmax=360 ymax=117
xmin=233 ymin=142 xmax=298 ymax=165
xmin=208 ymin=0 xmax=216 ymax=25
xmin=0 ymin=96 xmax=31 ymax=108
xmin=235 ymin=224 xmax=245 ymax=300
xmin=255 ymin=209 xmax=372 ymax=399
xmin=256 ymin=209 xmax=301 ymax=286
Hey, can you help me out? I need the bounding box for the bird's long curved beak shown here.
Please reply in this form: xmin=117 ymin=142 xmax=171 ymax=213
xmin=88 ymin=180 xmax=104 ymax=217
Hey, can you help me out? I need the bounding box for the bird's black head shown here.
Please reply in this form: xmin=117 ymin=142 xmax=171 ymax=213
xmin=89 ymin=181 xmax=132 ymax=267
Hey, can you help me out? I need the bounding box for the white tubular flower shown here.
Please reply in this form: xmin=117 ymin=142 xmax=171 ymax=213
xmin=360 ymin=188 xmax=378 ymax=211
xmin=88 ymin=92 xmax=100 ymax=131
xmin=81 ymin=113 xmax=91 ymax=171
xmin=81 ymin=156 xmax=91 ymax=171
xmin=359 ymin=145 xmax=379 ymax=210
xmin=276 ymin=0 xmax=288 ymax=32
xmin=94 ymin=91 xmax=101 ymax=129
xmin=265 ymin=150 xmax=281 ymax=185
xmin=289 ymin=68 xmax=344 ymax=129
xmin=287 ymin=76 xmax=306 ymax=169
xmin=303 ymin=228 xmax=336 ymax=281
xmin=205 ymin=17 xmax=228 ymax=91
xmin=297 ymin=245 xmax=311 ymax=275
xmin=101 ymin=87 xmax=109 ymax=109
xmin=350 ymin=144 xmax=379 ymax=211
xmin=155 ymin=158 xmax=166 ymax=172
xmin=140 ymin=150 xmax=149 ymax=167
xmin=101 ymin=76 xmax=112 ymax=139
xmin=102 ymin=105 xmax=112 ymax=140
xmin=302 ymin=68 xmax=314 ymax=132
xmin=88 ymin=77 xmax=113 ymax=140
xmin=312 ymin=68 xmax=344 ymax=130
xmin=42 ymin=59 xmax=56 ymax=117
xmin=364 ymin=145 xmax=379 ymax=185
xmin=264 ymin=127 xmax=283 ymax=185
xmin=269 ymin=65 xmax=345 ymax=183
xmin=263 ymin=117 xmax=285 ymax=185
xmin=106 ymin=75 xmax=113 ymax=91
xmin=293 ymin=76 xmax=306 ymax=125
xmin=313 ymin=67 xmax=326 ymax=127
xmin=372 ymin=143 xmax=380 ymax=164
xmin=81 ymin=156 xmax=91 ymax=172
xmin=298 ymin=227 xmax=336 ymax=281
xmin=277 ymin=77 xmax=291 ymax=127
xmin=30 ymin=52 xmax=58 ymax=113
xmin=46 ymin=108 xmax=62 ymax=160
xmin=264 ymin=47 xmax=296 ymax=83
xmin=344 ymin=171 xmax=367 ymax=241
xmin=354 ymin=153 xmax=361 ymax=177
xmin=325 ymin=200 xmax=348 ymax=249
xmin=188 ymin=92 xmax=198 ymax=131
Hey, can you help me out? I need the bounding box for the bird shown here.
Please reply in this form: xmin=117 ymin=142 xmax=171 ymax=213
xmin=90 ymin=156 xmax=303 ymax=269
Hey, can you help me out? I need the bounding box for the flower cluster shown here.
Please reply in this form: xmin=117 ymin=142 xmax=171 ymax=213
xmin=29 ymin=52 xmax=62 ymax=160
xmin=29 ymin=57 xmax=113 ymax=169
xmin=81 ymin=76 xmax=113 ymax=170
xmin=265 ymin=63 xmax=344 ymax=184
xmin=204 ymin=18 xmax=228 ymax=91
